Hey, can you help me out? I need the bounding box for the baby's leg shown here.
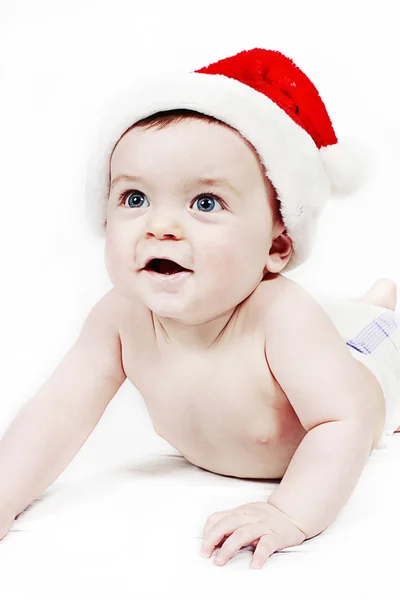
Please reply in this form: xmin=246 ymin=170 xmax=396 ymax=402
xmin=352 ymin=278 xmax=397 ymax=311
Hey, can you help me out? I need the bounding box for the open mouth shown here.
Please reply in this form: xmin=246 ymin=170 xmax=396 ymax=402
xmin=144 ymin=258 xmax=192 ymax=276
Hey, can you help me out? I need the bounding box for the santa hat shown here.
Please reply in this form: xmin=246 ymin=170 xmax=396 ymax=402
xmin=85 ymin=48 xmax=367 ymax=270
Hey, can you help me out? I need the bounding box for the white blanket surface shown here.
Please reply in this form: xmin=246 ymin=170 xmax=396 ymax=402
xmin=0 ymin=384 xmax=399 ymax=599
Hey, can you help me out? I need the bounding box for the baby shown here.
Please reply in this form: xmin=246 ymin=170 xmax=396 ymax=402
xmin=0 ymin=48 xmax=399 ymax=570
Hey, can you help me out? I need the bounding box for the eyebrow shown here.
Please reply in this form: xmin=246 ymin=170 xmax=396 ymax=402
xmin=110 ymin=174 xmax=240 ymax=195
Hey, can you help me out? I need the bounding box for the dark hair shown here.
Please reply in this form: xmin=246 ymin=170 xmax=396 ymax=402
xmin=130 ymin=108 xmax=226 ymax=131
xmin=108 ymin=108 xmax=281 ymax=222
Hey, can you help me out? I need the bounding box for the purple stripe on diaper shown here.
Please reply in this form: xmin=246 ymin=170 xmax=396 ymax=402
xmin=345 ymin=311 xmax=399 ymax=355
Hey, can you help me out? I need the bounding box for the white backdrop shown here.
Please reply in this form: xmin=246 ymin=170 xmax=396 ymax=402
xmin=0 ymin=2 xmax=399 ymax=596
xmin=1 ymin=0 xmax=399 ymax=421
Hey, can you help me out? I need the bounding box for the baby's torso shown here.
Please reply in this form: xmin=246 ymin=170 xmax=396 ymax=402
xmin=115 ymin=282 xmax=385 ymax=480
xmin=117 ymin=282 xmax=308 ymax=479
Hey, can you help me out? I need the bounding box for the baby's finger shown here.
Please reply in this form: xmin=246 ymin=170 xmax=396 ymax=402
xmin=213 ymin=523 xmax=265 ymax=566
xmin=250 ymin=532 xmax=284 ymax=569
xmin=202 ymin=514 xmax=248 ymax=558
xmin=202 ymin=510 xmax=230 ymax=538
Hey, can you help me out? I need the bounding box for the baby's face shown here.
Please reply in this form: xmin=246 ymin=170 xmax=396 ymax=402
xmin=105 ymin=118 xmax=285 ymax=323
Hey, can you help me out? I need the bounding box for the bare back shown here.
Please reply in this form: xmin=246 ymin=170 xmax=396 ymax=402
xmin=114 ymin=277 xmax=386 ymax=479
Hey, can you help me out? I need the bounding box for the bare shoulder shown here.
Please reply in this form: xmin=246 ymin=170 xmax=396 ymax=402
xmin=261 ymin=277 xmax=377 ymax=431
xmin=82 ymin=288 xmax=126 ymax=333
xmin=76 ymin=287 xmax=149 ymax=385
xmin=75 ymin=289 xmax=131 ymax=375
xmin=260 ymin=274 xmax=342 ymax=350
xmin=259 ymin=275 xmax=320 ymax=327
xmin=77 ymin=288 xmax=124 ymax=356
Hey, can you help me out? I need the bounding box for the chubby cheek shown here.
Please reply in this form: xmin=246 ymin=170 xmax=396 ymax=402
xmin=198 ymin=230 xmax=267 ymax=299
xmin=104 ymin=236 xmax=133 ymax=294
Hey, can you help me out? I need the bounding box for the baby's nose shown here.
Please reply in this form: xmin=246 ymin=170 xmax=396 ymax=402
xmin=146 ymin=213 xmax=184 ymax=240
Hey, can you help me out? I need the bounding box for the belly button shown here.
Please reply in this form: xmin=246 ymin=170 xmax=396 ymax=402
xmin=256 ymin=437 xmax=270 ymax=445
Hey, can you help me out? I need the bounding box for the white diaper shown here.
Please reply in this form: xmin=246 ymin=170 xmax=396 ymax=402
xmin=316 ymin=296 xmax=400 ymax=449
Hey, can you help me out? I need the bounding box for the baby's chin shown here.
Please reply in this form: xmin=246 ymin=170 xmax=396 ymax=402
xmin=144 ymin=297 xmax=209 ymax=324
xmin=141 ymin=293 xmax=235 ymax=326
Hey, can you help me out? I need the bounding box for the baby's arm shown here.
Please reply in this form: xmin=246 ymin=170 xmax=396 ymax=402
xmin=264 ymin=281 xmax=375 ymax=539
xmin=0 ymin=289 xmax=126 ymax=527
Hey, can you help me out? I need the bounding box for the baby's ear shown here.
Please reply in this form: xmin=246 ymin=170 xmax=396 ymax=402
xmin=265 ymin=229 xmax=293 ymax=273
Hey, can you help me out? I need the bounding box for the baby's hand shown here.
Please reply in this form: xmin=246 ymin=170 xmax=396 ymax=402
xmin=201 ymin=501 xmax=306 ymax=569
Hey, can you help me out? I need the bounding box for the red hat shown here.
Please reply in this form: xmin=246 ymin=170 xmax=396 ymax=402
xmin=85 ymin=48 xmax=366 ymax=270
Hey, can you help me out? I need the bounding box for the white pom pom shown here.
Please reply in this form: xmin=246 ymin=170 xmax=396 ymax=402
xmin=319 ymin=140 xmax=371 ymax=197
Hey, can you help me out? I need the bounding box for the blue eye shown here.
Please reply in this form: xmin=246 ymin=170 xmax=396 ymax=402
xmin=118 ymin=190 xmax=224 ymax=212
xmin=119 ymin=190 xmax=149 ymax=208
xmin=193 ymin=194 xmax=224 ymax=212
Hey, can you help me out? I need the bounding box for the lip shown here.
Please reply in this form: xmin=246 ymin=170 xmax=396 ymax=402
xmin=141 ymin=270 xmax=192 ymax=281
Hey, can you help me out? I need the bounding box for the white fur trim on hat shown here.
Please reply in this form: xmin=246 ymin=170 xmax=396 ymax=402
xmin=85 ymin=72 xmax=361 ymax=270
xmin=320 ymin=141 xmax=369 ymax=196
